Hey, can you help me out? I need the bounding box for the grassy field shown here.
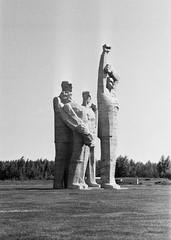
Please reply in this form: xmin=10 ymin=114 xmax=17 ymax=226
xmin=0 ymin=180 xmax=171 ymax=240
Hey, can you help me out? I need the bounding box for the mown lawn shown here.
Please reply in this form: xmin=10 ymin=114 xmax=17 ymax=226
xmin=0 ymin=180 xmax=171 ymax=240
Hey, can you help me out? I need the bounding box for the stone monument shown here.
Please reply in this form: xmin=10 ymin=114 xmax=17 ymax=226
xmin=53 ymin=81 xmax=93 ymax=189
xmin=65 ymin=100 xmax=93 ymax=189
xmin=53 ymin=81 xmax=73 ymax=189
xmin=53 ymin=45 xmax=122 ymax=190
xmin=97 ymin=44 xmax=120 ymax=189
xmin=82 ymin=91 xmax=100 ymax=188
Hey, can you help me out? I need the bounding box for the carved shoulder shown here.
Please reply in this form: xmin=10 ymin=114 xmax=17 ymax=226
xmin=53 ymin=96 xmax=63 ymax=112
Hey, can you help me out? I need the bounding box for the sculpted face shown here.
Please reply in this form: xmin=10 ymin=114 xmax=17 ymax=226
xmin=106 ymin=77 xmax=114 ymax=90
xmin=82 ymin=91 xmax=91 ymax=104
xmin=59 ymin=91 xmax=72 ymax=104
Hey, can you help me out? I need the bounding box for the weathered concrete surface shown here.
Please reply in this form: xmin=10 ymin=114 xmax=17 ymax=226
xmin=97 ymin=44 xmax=120 ymax=189
xmin=82 ymin=91 xmax=100 ymax=188
xmin=53 ymin=82 xmax=93 ymax=189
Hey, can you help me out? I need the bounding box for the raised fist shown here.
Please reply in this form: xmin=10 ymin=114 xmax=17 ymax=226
xmin=102 ymin=44 xmax=111 ymax=53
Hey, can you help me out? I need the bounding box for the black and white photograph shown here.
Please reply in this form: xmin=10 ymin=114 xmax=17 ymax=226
xmin=0 ymin=0 xmax=171 ymax=239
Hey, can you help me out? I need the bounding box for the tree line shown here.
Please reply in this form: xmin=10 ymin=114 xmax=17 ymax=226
xmin=0 ymin=155 xmax=170 ymax=181
xmin=0 ymin=157 xmax=54 ymax=181
xmin=115 ymin=155 xmax=171 ymax=179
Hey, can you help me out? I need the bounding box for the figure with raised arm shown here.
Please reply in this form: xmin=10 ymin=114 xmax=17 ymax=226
xmin=97 ymin=44 xmax=120 ymax=189
xmin=53 ymin=81 xmax=92 ymax=189
xmin=82 ymin=91 xmax=100 ymax=187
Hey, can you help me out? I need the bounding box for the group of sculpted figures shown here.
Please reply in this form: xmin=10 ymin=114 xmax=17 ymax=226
xmin=53 ymin=44 xmax=121 ymax=189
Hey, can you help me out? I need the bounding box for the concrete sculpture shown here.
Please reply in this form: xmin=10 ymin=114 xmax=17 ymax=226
xmin=53 ymin=81 xmax=73 ymax=189
xmin=82 ymin=91 xmax=100 ymax=188
xmin=97 ymin=44 xmax=120 ymax=189
xmin=53 ymin=81 xmax=94 ymax=189
xmin=66 ymin=101 xmax=93 ymax=189
xmin=53 ymin=81 xmax=93 ymax=189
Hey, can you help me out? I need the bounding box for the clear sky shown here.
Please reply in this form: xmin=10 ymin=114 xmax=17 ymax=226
xmin=0 ymin=0 xmax=171 ymax=163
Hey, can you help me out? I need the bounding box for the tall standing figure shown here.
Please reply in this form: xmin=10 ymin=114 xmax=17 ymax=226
xmin=82 ymin=91 xmax=100 ymax=187
xmin=97 ymin=44 xmax=120 ymax=189
xmin=53 ymin=81 xmax=73 ymax=189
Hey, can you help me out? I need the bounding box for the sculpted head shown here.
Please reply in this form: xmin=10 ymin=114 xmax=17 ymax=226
xmin=82 ymin=91 xmax=91 ymax=104
xmin=61 ymin=81 xmax=73 ymax=92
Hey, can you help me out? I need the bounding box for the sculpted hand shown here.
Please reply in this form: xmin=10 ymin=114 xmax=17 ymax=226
xmin=91 ymin=103 xmax=97 ymax=112
xmin=102 ymin=44 xmax=111 ymax=53
xmin=83 ymin=133 xmax=93 ymax=146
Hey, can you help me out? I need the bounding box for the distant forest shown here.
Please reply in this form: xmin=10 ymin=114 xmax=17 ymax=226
xmin=0 ymin=155 xmax=170 ymax=181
